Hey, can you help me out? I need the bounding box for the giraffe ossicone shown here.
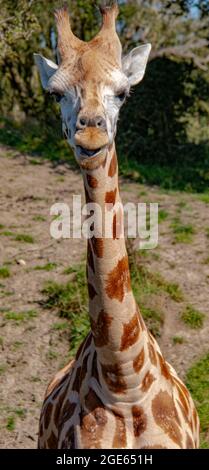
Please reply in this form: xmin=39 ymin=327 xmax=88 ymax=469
xmin=35 ymin=2 xmax=200 ymax=449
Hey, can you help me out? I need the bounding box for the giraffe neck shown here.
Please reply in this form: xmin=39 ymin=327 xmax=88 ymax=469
xmin=82 ymin=143 xmax=148 ymax=395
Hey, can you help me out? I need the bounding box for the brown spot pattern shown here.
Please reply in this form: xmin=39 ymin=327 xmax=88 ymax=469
xmin=91 ymin=310 xmax=113 ymax=348
xmin=105 ymin=188 xmax=117 ymax=206
xmin=54 ymin=390 xmax=65 ymax=424
xmin=158 ymin=353 xmax=170 ymax=380
xmin=112 ymin=208 xmax=123 ymax=240
xmin=72 ymin=366 xmax=82 ymax=392
xmin=133 ymin=348 xmax=145 ymax=373
xmin=88 ymin=282 xmax=97 ymax=300
xmin=92 ymin=351 xmax=99 ymax=382
xmin=44 ymin=401 xmax=53 ymax=430
xmin=80 ymin=388 xmax=107 ymax=449
xmin=120 ymin=313 xmax=140 ymax=351
xmin=60 ymin=426 xmax=75 ymax=449
xmin=47 ymin=430 xmax=57 ymax=449
xmin=80 ymin=353 xmax=89 ymax=385
xmin=105 ymin=256 xmax=131 ymax=302
xmin=152 ymin=390 xmax=183 ymax=447
xmin=91 ymin=237 xmax=104 ymax=258
xmin=87 ymin=241 xmax=95 ymax=273
xmin=148 ymin=341 xmax=158 ymax=367
xmin=132 ymin=405 xmax=147 ymax=437
xmin=108 ymin=152 xmax=117 ymax=177
xmin=112 ymin=412 xmax=127 ymax=448
xmin=141 ymin=371 xmax=156 ymax=392
xmin=87 ymin=174 xmax=98 ymax=189
xmin=101 ymin=363 xmax=127 ymax=394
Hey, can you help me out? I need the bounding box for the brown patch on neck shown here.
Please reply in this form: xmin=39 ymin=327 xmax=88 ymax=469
xmin=141 ymin=371 xmax=156 ymax=392
xmin=112 ymin=411 xmax=127 ymax=448
xmin=91 ymin=237 xmax=104 ymax=258
xmin=152 ymin=390 xmax=183 ymax=447
xmin=157 ymin=352 xmax=170 ymax=380
xmin=105 ymin=188 xmax=117 ymax=205
xmin=101 ymin=362 xmax=127 ymax=394
xmin=120 ymin=312 xmax=140 ymax=351
xmin=108 ymin=151 xmax=117 ymax=177
xmin=87 ymin=174 xmax=98 ymax=189
xmin=91 ymin=310 xmax=113 ymax=348
xmin=112 ymin=207 xmax=123 ymax=240
xmin=132 ymin=405 xmax=147 ymax=437
xmin=133 ymin=348 xmax=145 ymax=373
xmin=105 ymin=256 xmax=131 ymax=302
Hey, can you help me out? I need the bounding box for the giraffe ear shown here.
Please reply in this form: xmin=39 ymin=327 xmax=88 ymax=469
xmin=34 ymin=54 xmax=58 ymax=90
xmin=122 ymin=44 xmax=151 ymax=86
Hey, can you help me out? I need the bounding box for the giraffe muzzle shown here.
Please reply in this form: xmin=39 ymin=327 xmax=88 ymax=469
xmin=74 ymin=127 xmax=109 ymax=159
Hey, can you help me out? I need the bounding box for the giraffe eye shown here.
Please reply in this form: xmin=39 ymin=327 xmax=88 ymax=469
xmin=116 ymin=91 xmax=127 ymax=103
xmin=51 ymin=92 xmax=64 ymax=103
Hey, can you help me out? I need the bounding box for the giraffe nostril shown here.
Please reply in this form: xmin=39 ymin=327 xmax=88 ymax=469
xmin=95 ymin=116 xmax=106 ymax=130
xmin=78 ymin=117 xmax=88 ymax=129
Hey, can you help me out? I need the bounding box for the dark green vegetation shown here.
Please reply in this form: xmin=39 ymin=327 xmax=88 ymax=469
xmin=0 ymin=1 xmax=209 ymax=192
xmin=186 ymin=353 xmax=209 ymax=448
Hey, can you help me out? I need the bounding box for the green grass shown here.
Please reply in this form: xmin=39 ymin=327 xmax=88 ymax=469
xmin=158 ymin=209 xmax=169 ymax=223
xmin=0 ymin=231 xmax=14 ymax=237
xmin=186 ymin=353 xmax=209 ymax=448
xmin=34 ymin=263 xmax=57 ymax=272
xmin=33 ymin=215 xmax=46 ymax=222
xmin=199 ymin=193 xmax=209 ymax=204
xmin=171 ymin=218 xmax=195 ymax=243
xmin=52 ymin=322 xmax=69 ymax=331
xmin=205 ymin=228 xmax=209 ymax=238
xmin=4 ymin=310 xmax=38 ymax=322
xmin=14 ymin=408 xmax=26 ymax=418
xmin=0 ymin=224 xmax=4 ymax=229
xmin=181 ymin=305 xmax=204 ymax=329
xmin=172 ymin=336 xmax=185 ymax=344
xmin=0 ymin=266 xmax=10 ymax=279
xmin=6 ymin=416 xmax=15 ymax=431
xmin=15 ymin=233 xmax=34 ymax=243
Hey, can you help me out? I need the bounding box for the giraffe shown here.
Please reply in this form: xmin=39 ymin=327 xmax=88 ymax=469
xmin=34 ymin=3 xmax=200 ymax=449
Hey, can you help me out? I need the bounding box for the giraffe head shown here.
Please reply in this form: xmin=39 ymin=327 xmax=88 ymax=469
xmin=34 ymin=2 xmax=151 ymax=168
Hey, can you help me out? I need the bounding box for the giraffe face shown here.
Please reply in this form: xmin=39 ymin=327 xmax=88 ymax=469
xmin=49 ymin=52 xmax=130 ymax=163
xmin=34 ymin=4 xmax=151 ymax=166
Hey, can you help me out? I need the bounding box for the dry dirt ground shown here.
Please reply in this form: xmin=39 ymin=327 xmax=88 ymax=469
xmin=0 ymin=145 xmax=208 ymax=448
